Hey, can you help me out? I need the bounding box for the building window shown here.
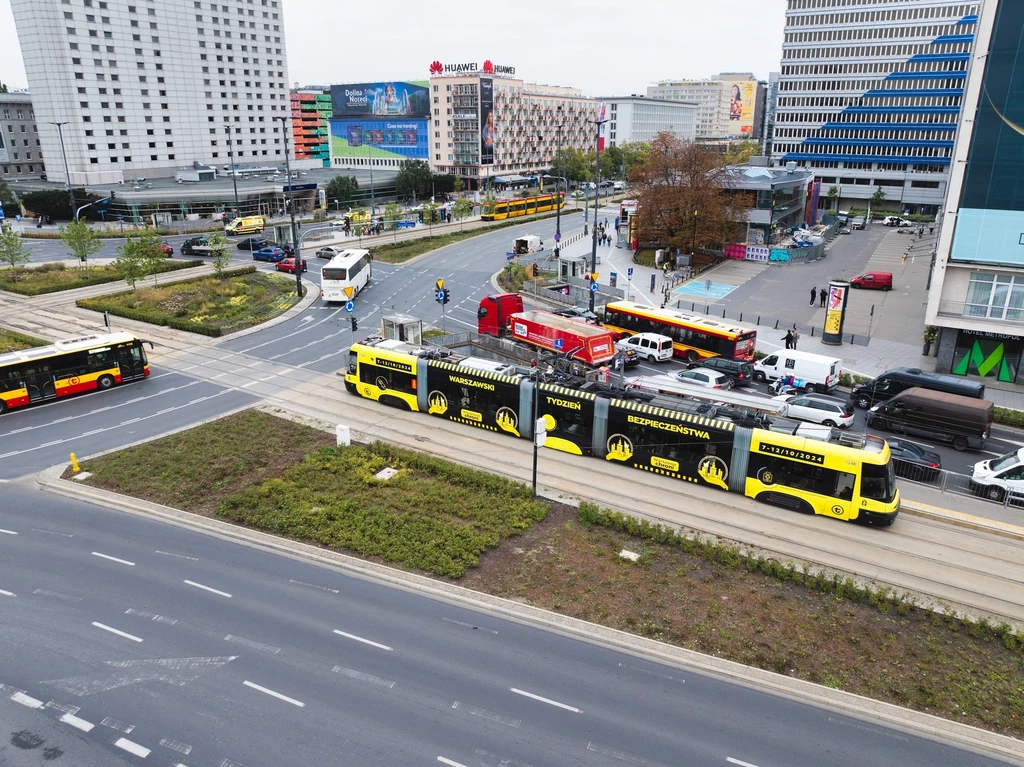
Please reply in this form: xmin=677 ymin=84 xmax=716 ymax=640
xmin=964 ymin=273 xmax=1024 ymax=322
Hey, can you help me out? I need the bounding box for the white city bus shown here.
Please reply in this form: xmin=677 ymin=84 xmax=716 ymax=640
xmin=320 ymin=249 xmax=372 ymax=303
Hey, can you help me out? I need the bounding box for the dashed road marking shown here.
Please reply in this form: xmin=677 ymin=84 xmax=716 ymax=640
xmin=331 ymin=666 xmax=395 ymax=689
xmin=332 ymin=629 xmax=392 ymax=651
xmin=92 ymin=622 xmax=144 ymax=643
xmin=288 ymin=579 xmax=339 ymax=594
xmin=60 ymin=713 xmax=94 ymax=732
xmin=587 ymin=742 xmax=668 ymax=765
xmin=443 ymin=617 xmax=498 ymax=634
xmin=114 ymin=738 xmax=150 ymax=758
xmin=30 ymin=528 xmax=73 ymax=537
xmin=0 ymin=589 xmax=14 ymax=597
xmin=0 ymin=528 xmax=18 ymax=535
xmin=451 ymin=701 xmax=521 ymax=728
xmin=101 ymin=717 xmax=134 ymax=733
xmin=242 ymin=680 xmax=305 ymax=708
xmin=125 ymin=608 xmax=178 ymax=625
xmin=33 ymin=589 xmax=82 ymax=602
xmin=155 ymin=550 xmax=199 ymax=561
xmin=509 ymin=687 xmax=579 ymax=713
xmin=437 ymin=758 xmax=469 ymax=767
xmin=184 ymin=580 xmax=232 ymax=598
xmin=92 ymin=552 xmax=136 ymax=567
xmin=159 ymin=737 xmax=193 ymax=755
xmin=11 ymin=692 xmax=44 ymax=709
xmin=224 ymin=634 xmax=281 ymax=654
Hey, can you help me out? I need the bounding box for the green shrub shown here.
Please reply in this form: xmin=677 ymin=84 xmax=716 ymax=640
xmin=994 ymin=406 xmax=1024 ymax=427
xmin=1 ymin=259 xmax=203 ymax=296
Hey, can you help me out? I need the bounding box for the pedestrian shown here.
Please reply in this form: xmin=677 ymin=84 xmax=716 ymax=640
xmin=783 ymin=329 xmax=794 ymax=350
xmin=792 ymin=325 xmax=800 ymax=350
xmin=929 ymin=225 xmax=934 ymax=235
xmin=809 ymin=286 xmax=817 ymax=306
xmin=820 ymin=288 xmax=827 ymax=308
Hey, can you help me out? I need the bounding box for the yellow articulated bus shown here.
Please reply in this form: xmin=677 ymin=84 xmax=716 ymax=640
xmin=345 ymin=338 xmax=899 ymax=526
xmin=482 ymin=193 xmax=565 ymax=222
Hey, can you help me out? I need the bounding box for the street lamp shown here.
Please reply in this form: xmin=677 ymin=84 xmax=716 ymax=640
xmin=367 ymin=143 xmax=375 ymax=218
xmin=898 ymin=165 xmax=911 ymax=214
xmin=691 ymin=209 xmax=698 ymax=256
xmin=273 ymin=115 xmax=302 ymax=298
xmin=75 ymin=197 xmax=109 ymax=223
xmin=225 ymin=121 xmax=240 ymax=218
xmin=47 ymin=121 xmax=75 ymax=221
xmin=588 ymin=113 xmax=608 ymax=313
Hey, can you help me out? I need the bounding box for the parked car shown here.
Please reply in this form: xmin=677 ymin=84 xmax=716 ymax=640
xmin=316 ymin=246 xmax=344 ymax=260
xmin=838 ymin=226 xmax=852 ymax=235
xmin=883 ymin=216 xmax=914 ymax=227
xmin=772 ymin=393 xmax=856 ymax=428
xmin=619 ymin=347 xmax=640 ymax=369
xmin=886 ymin=438 xmax=942 ymax=482
xmin=691 ymin=356 xmax=756 ymax=387
xmin=275 ymin=257 xmax=308 ymax=274
xmin=613 ymin=181 xmax=625 ymax=192
xmin=159 ymin=242 xmax=174 ymax=256
xmin=236 ymin=237 xmax=268 ymax=251
xmin=850 ymin=271 xmax=893 ymax=290
xmin=252 ymin=246 xmax=286 ymax=263
xmin=570 ymin=190 xmax=586 ymax=200
xmin=850 ymin=218 xmax=866 ymax=230
xmin=970 ymin=448 xmax=1024 ymax=502
xmin=672 ymin=368 xmax=734 ymax=390
xmin=553 ymin=306 xmax=599 ymax=323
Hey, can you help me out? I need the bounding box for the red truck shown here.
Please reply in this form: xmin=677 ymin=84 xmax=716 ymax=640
xmin=477 ymin=293 xmax=617 ymax=366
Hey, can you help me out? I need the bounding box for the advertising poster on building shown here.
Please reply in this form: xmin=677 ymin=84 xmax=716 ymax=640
xmin=597 ymin=101 xmax=609 ymax=152
xmin=329 ymin=118 xmax=429 ymax=162
xmin=330 ymin=81 xmax=429 ymax=118
xmin=950 ymin=3 xmax=1024 ymax=266
xmin=728 ymin=81 xmax=757 ymax=136
xmin=480 ymin=77 xmax=494 ymax=166
xmin=822 ymin=281 xmax=850 ymax=345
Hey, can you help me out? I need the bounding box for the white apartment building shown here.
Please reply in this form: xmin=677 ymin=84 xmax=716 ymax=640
xmin=429 ymin=73 xmax=596 ymax=189
xmin=0 ymin=92 xmax=46 ymax=181
xmin=770 ymin=0 xmax=979 ymax=217
xmin=601 ymin=96 xmax=697 ymax=146
xmin=647 ymin=73 xmax=764 ymax=140
xmin=10 ymin=0 xmax=292 ymax=184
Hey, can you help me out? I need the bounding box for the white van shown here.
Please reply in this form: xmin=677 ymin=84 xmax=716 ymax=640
xmin=753 ymin=348 xmax=842 ymax=393
xmin=613 ymin=181 xmax=625 ymax=192
xmin=616 ymin=332 xmax=674 ymax=362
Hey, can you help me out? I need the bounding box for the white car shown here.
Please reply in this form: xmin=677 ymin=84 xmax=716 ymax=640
xmin=970 ymin=449 xmax=1024 ymax=503
xmin=616 ymin=333 xmax=674 ymax=362
xmin=673 ymin=368 xmax=734 ymax=390
xmin=772 ymin=393 xmax=855 ymax=428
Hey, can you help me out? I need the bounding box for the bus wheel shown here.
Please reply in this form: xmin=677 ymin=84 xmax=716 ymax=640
xmin=0 ymin=399 xmax=6 ymax=415
xmin=685 ymin=350 xmax=699 ymax=363
xmin=344 ymin=382 xmax=358 ymax=395
xmin=97 ymin=375 xmax=115 ymax=390
xmin=379 ymin=395 xmax=411 ymax=411
xmin=952 ymin=436 xmax=969 ymax=452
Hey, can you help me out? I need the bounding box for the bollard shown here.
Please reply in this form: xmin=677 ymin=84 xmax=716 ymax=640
xmin=811 ymin=327 xmax=815 ymax=337
xmin=739 ymin=313 xmax=743 ymax=322
xmin=70 ymin=453 xmax=81 ymax=474
xmin=336 ymin=424 xmax=351 ymax=447
xmin=774 ymin=319 xmax=779 ymax=329
xmin=757 ymin=315 xmax=761 ymax=325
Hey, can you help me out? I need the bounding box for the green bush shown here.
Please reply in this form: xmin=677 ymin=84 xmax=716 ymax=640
xmin=994 ymin=406 xmax=1024 ymax=428
xmin=1 ymin=260 xmax=203 ymax=296
xmin=838 ymin=372 xmax=872 ymax=388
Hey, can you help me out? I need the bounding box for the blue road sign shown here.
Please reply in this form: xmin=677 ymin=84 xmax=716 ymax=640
xmin=506 ymin=253 xmax=515 ymax=261
xmin=117 ymin=214 xmax=124 ymax=220
xmin=627 ymin=267 xmax=634 ymax=278
xmin=590 ymin=281 xmax=598 ymax=293
xmin=554 ymin=233 xmax=561 ymax=242
xmin=0 ymin=204 xmax=5 ymax=220
xmin=554 ymin=338 xmax=564 ymax=351
xmin=345 ymin=300 xmax=355 ymax=313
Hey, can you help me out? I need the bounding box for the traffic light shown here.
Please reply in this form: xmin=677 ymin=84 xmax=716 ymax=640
xmin=418 ymin=211 xmax=424 ymax=223
xmin=350 ymin=316 xmax=357 ymax=332
xmin=442 ymin=288 xmax=450 ymax=305
xmin=532 ymin=263 xmax=539 ymax=277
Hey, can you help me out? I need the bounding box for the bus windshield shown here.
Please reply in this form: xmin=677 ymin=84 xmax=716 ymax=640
xmin=861 ymin=461 xmax=897 ymax=503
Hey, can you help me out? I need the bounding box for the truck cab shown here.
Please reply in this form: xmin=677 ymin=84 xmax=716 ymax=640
xmin=477 ymin=293 xmax=525 ymax=336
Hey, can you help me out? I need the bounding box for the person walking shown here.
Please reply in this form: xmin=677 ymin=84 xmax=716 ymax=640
xmin=820 ymin=288 xmax=827 ymax=308
xmin=791 ymin=325 xmax=800 ymax=349
xmin=809 ymin=286 xmax=817 ymax=306
xmin=783 ymin=329 xmax=794 ymax=350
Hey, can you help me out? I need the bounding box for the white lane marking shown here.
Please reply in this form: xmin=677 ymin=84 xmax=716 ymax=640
xmin=437 ymin=758 xmax=469 ymax=767
xmin=100 ymin=717 xmax=134 ymax=733
xmin=242 ymin=680 xmax=305 ymax=708
xmin=0 ymin=528 xmax=18 ymax=535
xmin=451 ymin=701 xmax=522 ymax=728
xmin=727 ymin=759 xmax=761 ymax=767
xmin=125 ymin=608 xmax=178 ymax=625
xmin=331 ymin=665 xmax=395 ymax=689
xmin=443 ymin=617 xmax=498 ymax=634
xmin=509 ymin=687 xmax=579 ymax=712
xmin=92 ymin=552 xmax=136 ymax=567
xmin=155 ymin=550 xmax=199 ymax=561
xmin=587 ymin=742 xmax=667 ymax=766
xmin=61 ymin=713 xmax=95 ymax=731
xmin=159 ymin=737 xmax=193 ymax=755
xmin=45 ymin=701 xmax=79 ymax=715
xmin=183 ymin=580 xmax=232 ymax=598
xmin=617 ymin=662 xmax=684 ymax=683
xmin=31 ymin=528 xmax=73 ymax=537
xmin=33 ymin=589 xmax=82 ymax=602
xmin=92 ymin=622 xmax=144 ymax=643
xmin=224 ymin=634 xmax=281 ymax=654
xmin=288 ymin=579 xmax=339 ymax=594
xmin=0 ymin=589 xmax=14 ymax=597
xmin=114 ymin=738 xmax=151 ymax=758
xmin=332 ymin=629 xmax=392 ymax=651
xmin=11 ymin=692 xmax=44 ymax=709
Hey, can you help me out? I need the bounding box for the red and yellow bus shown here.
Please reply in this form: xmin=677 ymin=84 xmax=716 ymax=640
xmin=481 ymin=192 xmax=564 ymax=221
xmin=603 ymin=302 xmax=757 ymax=363
xmin=0 ymin=332 xmax=151 ymax=415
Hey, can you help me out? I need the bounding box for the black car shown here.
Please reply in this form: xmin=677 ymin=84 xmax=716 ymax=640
xmin=886 ymin=438 xmax=942 ymax=482
xmin=688 ymin=356 xmax=755 ymax=387
xmin=236 ymin=237 xmax=268 ymax=251
xmin=553 ymin=306 xmax=599 ymax=323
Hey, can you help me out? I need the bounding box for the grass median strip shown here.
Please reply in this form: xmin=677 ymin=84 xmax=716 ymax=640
xmin=75 ymin=267 xmax=300 ymax=337
xmin=0 ymin=328 xmax=49 ymax=354
xmin=74 ymin=408 xmax=1024 ymax=738
xmin=1 ymin=260 xmax=203 ymax=296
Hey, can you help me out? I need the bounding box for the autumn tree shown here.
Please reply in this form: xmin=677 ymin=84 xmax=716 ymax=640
xmin=629 ymin=132 xmax=749 ymax=254
xmin=723 ymin=139 xmax=762 ymax=166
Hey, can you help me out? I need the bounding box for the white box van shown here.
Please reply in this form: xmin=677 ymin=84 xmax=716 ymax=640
xmin=616 ymin=332 xmax=674 ymax=362
xmin=613 ymin=181 xmax=625 ymax=192
xmin=753 ymin=348 xmax=842 ymax=393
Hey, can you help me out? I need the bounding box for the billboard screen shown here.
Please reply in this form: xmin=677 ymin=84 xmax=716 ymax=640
xmin=329 ymin=117 xmax=429 ymax=162
xmin=949 ymin=2 xmax=1024 ymax=265
xmin=330 ymin=81 xmax=429 ymax=118
xmin=480 ymin=77 xmax=494 ymax=166
xmin=728 ymin=81 xmax=757 ymax=136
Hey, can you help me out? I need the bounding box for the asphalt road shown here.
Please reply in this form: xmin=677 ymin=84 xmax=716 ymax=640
xmin=0 ymin=484 xmax=1010 ymax=767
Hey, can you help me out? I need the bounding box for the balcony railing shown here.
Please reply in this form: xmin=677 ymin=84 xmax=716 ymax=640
xmin=936 ymin=300 xmax=1024 ymax=325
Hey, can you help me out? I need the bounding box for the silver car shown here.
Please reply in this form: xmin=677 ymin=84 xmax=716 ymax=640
xmin=673 ymin=368 xmax=734 ymax=390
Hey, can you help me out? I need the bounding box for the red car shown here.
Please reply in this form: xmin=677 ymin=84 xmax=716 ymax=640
xmin=276 ymin=257 xmax=307 ymax=274
xmin=851 ymin=271 xmax=892 ymax=290
xmin=159 ymin=242 xmax=174 ymax=256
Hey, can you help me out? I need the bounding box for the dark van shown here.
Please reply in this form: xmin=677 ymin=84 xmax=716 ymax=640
xmin=865 ymin=387 xmax=993 ymax=451
xmin=851 ymin=367 xmax=985 ymax=409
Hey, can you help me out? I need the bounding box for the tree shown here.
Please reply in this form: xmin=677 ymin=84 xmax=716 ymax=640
xmin=208 ymin=231 xmax=231 ymax=278
xmin=870 ymin=187 xmax=887 ymax=210
xmin=115 ymin=234 xmax=148 ymax=291
xmin=0 ymin=228 xmax=30 ymax=281
xmin=723 ymin=140 xmax=762 ymax=166
xmin=0 ymin=178 xmax=17 ymax=210
xmin=383 ymin=202 xmax=403 ymax=230
xmin=431 ymin=174 xmax=456 ymax=196
xmin=551 ymin=148 xmax=589 ymax=183
xmin=826 ymin=186 xmax=839 ymax=213
xmin=452 ymin=198 xmax=474 ymax=230
xmin=0 ymin=82 xmax=8 ymax=94
xmin=629 ymin=132 xmax=749 ymax=254
xmin=22 ymin=188 xmax=101 ymax=222
xmin=325 ymin=175 xmax=359 ymax=209
xmin=59 ymin=219 xmax=103 ymax=273
xmin=453 ymin=178 xmax=464 ymax=195
xmin=480 ymin=193 xmax=497 ymax=216
xmin=420 ymin=201 xmax=438 ymax=229
xmin=394 ymin=159 xmax=432 ymax=200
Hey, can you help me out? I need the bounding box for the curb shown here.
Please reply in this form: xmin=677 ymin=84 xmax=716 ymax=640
xmin=33 ymin=464 xmax=1024 ymax=765
xmin=899 ymin=499 xmax=1024 ymax=542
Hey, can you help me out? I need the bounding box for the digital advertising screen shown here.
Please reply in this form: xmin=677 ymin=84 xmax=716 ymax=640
xmin=728 ymin=81 xmax=757 ymax=136
xmin=330 ymin=81 xmax=430 ymax=118
xmin=480 ymin=77 xmax=494 ymax=166
xmin=329 ymin=117 xmax=429 ymax=161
